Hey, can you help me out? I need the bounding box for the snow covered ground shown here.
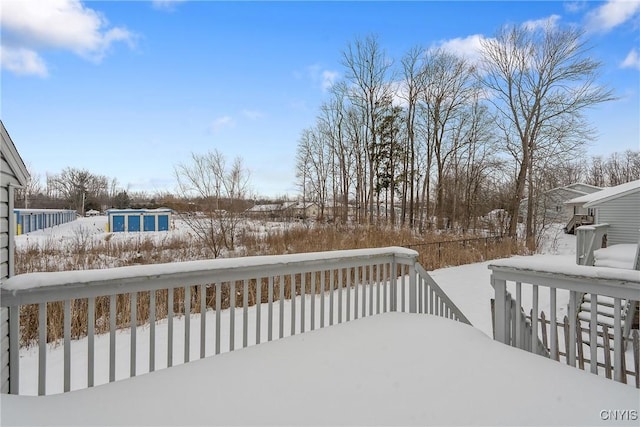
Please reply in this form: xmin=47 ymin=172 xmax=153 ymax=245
xmin=14 ymin=215 xmax=301 ymax=252
xmin=432 ymin=223 xmax=577 ymax=335
xmin=3 ymin=313 xmax=638 ymax=426
xmin=13 ymin=224 xmax=580 ymax=394
xmin=6 ymin=220 xmax=639 ymax=425
xmin=16 ymin=216 xmax=132 ymax=249
xmin=11 ymin=222 xmax=608 ymax=394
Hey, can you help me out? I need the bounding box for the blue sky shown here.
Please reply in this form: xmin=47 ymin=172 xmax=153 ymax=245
xmin=2 ymin=1 xmax=639 ymax=198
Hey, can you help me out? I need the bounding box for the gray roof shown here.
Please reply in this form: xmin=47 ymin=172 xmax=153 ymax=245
xmin=566 ymin=180 xmax=640 ymax=207
xmin=1 ymin=120 xmax=29 ymax=186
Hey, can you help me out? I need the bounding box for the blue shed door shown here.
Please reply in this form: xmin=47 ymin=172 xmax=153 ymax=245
xmin=112 ymin=215 xmax=125 ymax=232
xmin=143 ymin=215 xmax=156 ymax=231
xmin=158 ymin=215 xmax=169 ymax=231
xmin=128 ymin=215 xmax=141 ymax=232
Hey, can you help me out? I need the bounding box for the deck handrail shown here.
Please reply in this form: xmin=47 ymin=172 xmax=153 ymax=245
xmin=489 ymin=256 xmax=640 ymax=387
xmin=415 ymin=264 xmax=471 ymax=325
xmin=1 ymin=246 xmax=469 ymax=396
xmin=1 ymin=247 xmax=418 ymax=306
xmin=576 ymin=223 xmax=609 ymax=266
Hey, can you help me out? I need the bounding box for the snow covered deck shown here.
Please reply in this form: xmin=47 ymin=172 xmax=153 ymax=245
xmin=2 ymin=238 xmax=639 ymax=425
xmin=3 ymin=313 xmax=638 ymax=426
xmin=594 ymin=244 xmax=638 ymax=269
xmin=1 ymin=247 xmax=469 ymax=396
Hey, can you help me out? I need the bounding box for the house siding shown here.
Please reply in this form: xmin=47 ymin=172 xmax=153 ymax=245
xmin=1 ymin=122 xmax=27 ymax=394
xmin=595 ymin=191 xmax=640 ymax=246
xmin=544 ymin=188 xmax=584 ymax=222
xmin=520 ymin=186 xmax=585 ymax=223
xmin=0 ymin=179 xmax=13 ymax=395
xmin=0 ymin=159 xmax=13 ymax=394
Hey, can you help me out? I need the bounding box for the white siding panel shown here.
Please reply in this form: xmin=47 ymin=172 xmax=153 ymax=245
xmin=0 ymin=202 xmax=8 ymax=219
xmin=0 ymin=157 xmax=12 ymax=186
xmin=0 ymin=247 xmax=7 ymax=265
xmin=0 ymin=335 xmax=8 ymax=365
xmin=0 ymin=365 xmax=8 ymax=394
xmin=2 ymin=126 xmax=22 ymax=394
xmin=0 ymin=234 xmax=8 ymax=250
xmin=597 ymin=192 xmax=640 ymax=246
xmin=0 ymin=262 xmax=7 ymax=279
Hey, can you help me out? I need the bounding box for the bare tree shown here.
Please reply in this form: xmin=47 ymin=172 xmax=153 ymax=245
xmin=344 ymin=105 xmax=368 ymax=223
xmin=174 ymin=150 xmax=251 ymax=258
xmin=453 ymin=95 xmax=500 ymax=231
xmin=342 ymin=34 xmax=394 ymax=223
xmin=50 ymin=167 xmax=109 ymax=214
xmin=586 ymin=151 xmax=640 ymax=187
xmin=587 ymin=155 xmax=606 ymax=187
xmin=399 ymin=46 xmax=425 ymax=228
xmin=296 ymin=128 xmax=330 ymax=219
xmin=604 ymin=150 xmax=640 ymax=185
xmin=14 ymin=164 xmax=41 ymax=208
xmin=421 ymin=49 xmax=475 ymax=229
xmin=479 ymin=22 xmax=614 ymax=246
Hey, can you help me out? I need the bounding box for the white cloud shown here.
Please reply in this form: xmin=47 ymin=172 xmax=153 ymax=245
xmin=437 ymin=34 xmax=487 ymax=64
xmin=621 ymin=48 xmax=640 ymax=70
xmin=321 ymin=70 xmax=339 ymax=91
xmin=210 ymin=116 xmax=235 ymax=132
xmin=522 ymin=14 xmax=561 ymax=31
xmin=389 ymin=80 xmax=408 ymax=108
xmin=152 ymin=0 xmax=188 ymax=12
xmin=0 ymin=46 xmax=48 ymax=77
xmin=300 ymin=64 xmax=339 ymax=91
xmin=1 ymin=0 xmax=135 ymax=76
xmin=585 ymin=0 xmax=640 ymax=33
xmin=564 ymin=1 xmax=588 ymax=14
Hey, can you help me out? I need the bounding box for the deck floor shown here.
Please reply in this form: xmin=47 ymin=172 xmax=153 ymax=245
xmin=2 ymin=313 xmax=638 ymax=426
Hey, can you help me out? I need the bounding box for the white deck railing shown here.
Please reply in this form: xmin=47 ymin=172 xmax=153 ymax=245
xmin=490 ymin=257 xmax=640 ymax=387
xmin=576 ymin=223 xmax=609 ymax=266
xmin=1 ymin=247 xmax=470 ymax=395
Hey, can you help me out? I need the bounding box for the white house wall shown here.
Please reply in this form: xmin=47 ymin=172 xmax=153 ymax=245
xmin=1 ymin=163 xmax=15 ymax=395
xmin=0 ymin=185 xmax=10 ymax=394
xmin=545 ymin=188 xmax=584 ymax=222
xmin=521 ymin=187 xmax=585 ymax=223
xmin=1 ymin=122 xmax=29 ymax=395
xmin=595 ymin=191 xmax=640 ymax=246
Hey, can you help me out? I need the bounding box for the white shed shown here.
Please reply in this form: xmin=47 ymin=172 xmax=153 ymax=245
xmin=0 ymin=121 xmax=29 ymax=393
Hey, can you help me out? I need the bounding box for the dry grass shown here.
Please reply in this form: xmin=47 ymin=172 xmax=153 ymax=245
xmin=15 ymin=223 xmax=525 ymax=346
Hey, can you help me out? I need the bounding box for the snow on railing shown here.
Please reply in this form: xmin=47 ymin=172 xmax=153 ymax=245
xmin=1 ymin=247 xmax=470 ymax=396
xmin=490 ymin=256 xmax=640 ymax=388
xmin=576 ymin=223 xmax=609 ymax=266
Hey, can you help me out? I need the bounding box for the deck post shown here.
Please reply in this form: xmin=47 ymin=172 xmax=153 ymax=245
xmin=492 ymin=275 xmax=508 ymax=344
xmin=408 ymin=260 xmax=417 ymax=314
xmin=8 ymin=306 xmax=19 ymax=394
xmin=391 ymin=258 xmax=397 ymax=312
